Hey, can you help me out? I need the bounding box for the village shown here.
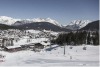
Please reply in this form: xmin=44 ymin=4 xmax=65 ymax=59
xmin=0 ymin=29 xmax=99 ymax=66
xmin=0 ymin=29 xmax=58 ymax=52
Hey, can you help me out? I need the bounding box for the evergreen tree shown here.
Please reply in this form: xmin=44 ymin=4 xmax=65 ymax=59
xmin=87 ymin=32 xmax=91 ymax=44
xmin=54 ymin=31 xmax=99 ymax=46
xmin=93 ymin=31 xmax=99 ymax=45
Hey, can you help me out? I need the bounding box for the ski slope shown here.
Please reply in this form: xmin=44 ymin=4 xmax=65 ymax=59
xmin=0 ymin=45 xmax=99 ymax=66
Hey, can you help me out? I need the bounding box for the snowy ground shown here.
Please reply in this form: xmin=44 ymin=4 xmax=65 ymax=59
xmin=0 ymin=45 xmax=99 ymax=66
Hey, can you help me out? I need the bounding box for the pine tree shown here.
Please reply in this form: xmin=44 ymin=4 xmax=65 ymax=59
xmin=93 ymin=31 xmax=99 ymax=45
xmin=87 ymin=32 xmax=91 ymax=45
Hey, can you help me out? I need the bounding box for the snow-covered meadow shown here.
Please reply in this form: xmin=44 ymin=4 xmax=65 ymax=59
xmin=0 ymin=45 xmax=99 ymax=66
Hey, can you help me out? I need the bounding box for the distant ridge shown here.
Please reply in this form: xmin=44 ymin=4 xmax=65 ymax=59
xmin=80 ymin=20 xmax=99 ymax=31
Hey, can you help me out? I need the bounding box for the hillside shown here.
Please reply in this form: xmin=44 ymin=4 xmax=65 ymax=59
xmin=80 ymin=20 xmax=99 ymax=31
xmin=14 ymin=22 xmax=71 ymax=32
xmin=0 ymin=24 xmax=16 ymax=30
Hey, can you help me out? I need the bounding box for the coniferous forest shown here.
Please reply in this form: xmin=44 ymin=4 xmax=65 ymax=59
xmin=51 ymin=31 xmax=99 ymax=46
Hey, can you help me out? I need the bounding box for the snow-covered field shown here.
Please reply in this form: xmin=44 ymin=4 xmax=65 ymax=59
xmin=0 ymin=45 xmax=99 ymax=66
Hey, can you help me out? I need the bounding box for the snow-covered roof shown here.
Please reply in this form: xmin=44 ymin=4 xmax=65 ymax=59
xmin=13 ymin=38 xmax=49 ymax=46
xmin=40 ymin=42 xmax=50 ymax=46
xmin=6 ymin=45 xmax=21 ymax=49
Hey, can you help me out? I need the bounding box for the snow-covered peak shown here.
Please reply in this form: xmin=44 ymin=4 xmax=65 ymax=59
xmin=0 ymin=16 xmax=61 ymax=27
xmin=0 ymin=16 xmax=13 ymax=19
xmin=46 ymin=18 xmax=62 ymax=27
xmin=65 ymin=20 xmax=92 ymax=30
xmin=32 ymin=18 xmax=46 ymax=22
xmin=31 ymin=18 xmax=62 ymax=27
xmin=69 ymin=20 xmax=92 ymax=28
xmin=0 ymin=16 xmax=20 ymax=25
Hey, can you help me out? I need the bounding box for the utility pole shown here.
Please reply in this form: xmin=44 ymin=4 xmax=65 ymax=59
xmin=64 ymin=43 xmax=66 ymax=55
xmin=86 ymin=32 xmax=88 ymax=45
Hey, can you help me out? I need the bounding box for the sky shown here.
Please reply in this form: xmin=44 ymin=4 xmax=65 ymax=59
xmin=0 ymin=0 xmax=99 ymax=25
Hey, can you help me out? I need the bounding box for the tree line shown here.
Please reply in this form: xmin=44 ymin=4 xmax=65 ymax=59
xmin=51 ymin=31 xmax=99 ymax=46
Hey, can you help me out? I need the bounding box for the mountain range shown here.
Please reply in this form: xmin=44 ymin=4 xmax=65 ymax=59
xmin=0 ymin=16 xmax=62 ymax=27
xmin=65 ymin=20 xmax=91 ymax=30
xmin=0 ymin=16 xmax=99 ymax=31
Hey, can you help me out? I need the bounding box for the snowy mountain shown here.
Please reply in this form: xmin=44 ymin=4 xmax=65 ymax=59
xmin=1 ymin=16 xmax=96 ymax=31
xmin=0 ymin=16 xmax=62 ymax=27
xmin=13 ymin=18 xmax=62 ymax=27
xmin=0 ymin=16 xmax=70 ymax=31
xmin=66 ymin=20 xmax=92 ymax=30
xmin=0 ymin=16 xmax=20 ymax=25
xmin=31 ymin=18 xmax=62 ymax=27
xmin=12 ymin=20 xmax=32 ymax=26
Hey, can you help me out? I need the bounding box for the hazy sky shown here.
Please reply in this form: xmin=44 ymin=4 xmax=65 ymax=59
xmin=0 ymin=0 xmax=99 ymax=25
